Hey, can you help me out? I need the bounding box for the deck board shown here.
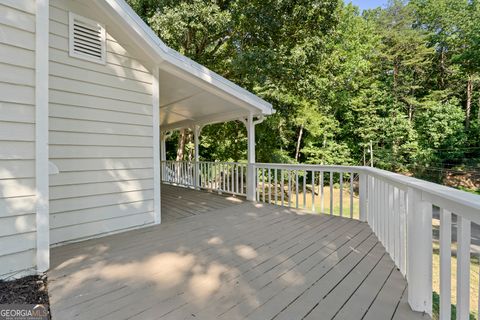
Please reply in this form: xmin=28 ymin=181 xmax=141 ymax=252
xmin=48 ymin=185 xmax=429 ymax=320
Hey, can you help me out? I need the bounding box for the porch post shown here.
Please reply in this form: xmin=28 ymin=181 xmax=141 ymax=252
xmin=160 ymin=132 xmax=166 ymax=181
xmin=246 ymin=114 xmax=256 ymax=201
xmin=193 ymin=125 xmax=202 ymax=189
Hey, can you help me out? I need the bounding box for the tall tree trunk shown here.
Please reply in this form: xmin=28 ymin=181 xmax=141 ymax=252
xmin=176 ymin=129 xmax=186 ymax=161
xmin=295 ymin=125 xmax=304 ymax=161
xmin=187 ymin=131 xmax=193 ymax=161
xmin=466 ymin=75 xmax=473 ymax=129
xmin=478 ymin=95 xmax=480 ymax=124
xmin=393 ymin=61 xmax=399 ymax=95
xmin=439 ymin=48 xmax=446 ymax=89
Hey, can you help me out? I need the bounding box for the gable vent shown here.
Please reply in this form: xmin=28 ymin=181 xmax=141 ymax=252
xmin=69 ymin=13 xmax=106 ymax=64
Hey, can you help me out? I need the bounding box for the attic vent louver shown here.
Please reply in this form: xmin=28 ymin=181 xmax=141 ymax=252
xmin=69 ymin=12 xmax=106 ymax=64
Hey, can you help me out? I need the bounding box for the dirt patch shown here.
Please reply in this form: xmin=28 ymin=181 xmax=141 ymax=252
xmin=443 ymin=171 xmax=480 ymax=190
xmin=0 ymin=274 xmax=51 ymax=319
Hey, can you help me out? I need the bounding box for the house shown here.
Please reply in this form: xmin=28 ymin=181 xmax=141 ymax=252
xmin=0 ymin=0 xmax=274 ymax=279
xmin=1 ymin=0 xmax=480 ymax=319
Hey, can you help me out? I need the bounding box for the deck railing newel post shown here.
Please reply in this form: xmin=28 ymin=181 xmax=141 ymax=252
xmin=359 ymin=171 xmax=367 ymax=222
xmin=406 ymin=187 xmax=433 ymax=315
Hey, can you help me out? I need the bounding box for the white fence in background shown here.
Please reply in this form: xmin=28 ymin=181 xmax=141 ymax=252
xmin=161 ymin=160 xmax=480 ymax=319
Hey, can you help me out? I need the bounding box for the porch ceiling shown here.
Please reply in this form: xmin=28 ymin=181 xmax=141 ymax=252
xmin=159 ymin=66 xmax=269 ymax=131
xmin=158 ymin=69 xmax=245 ymax=131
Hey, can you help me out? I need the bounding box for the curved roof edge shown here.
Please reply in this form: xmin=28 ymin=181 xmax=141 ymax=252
xmin=103 ymin=0 xmax=275 ymax=116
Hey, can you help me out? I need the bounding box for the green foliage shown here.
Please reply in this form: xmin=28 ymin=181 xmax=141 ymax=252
xmin=129 ymin=0 xmax=480 ymax=187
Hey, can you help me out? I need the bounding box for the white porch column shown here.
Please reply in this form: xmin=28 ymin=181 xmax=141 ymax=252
xmin=160 ymin=134 xmax=167 ymax=162
xmin=160 ymin=132 xmax=167 ymax=181
xmin=193 ymin=125 xmax=202 ymax=189
xmin=153 ymin=67 xmax=161 ymax=224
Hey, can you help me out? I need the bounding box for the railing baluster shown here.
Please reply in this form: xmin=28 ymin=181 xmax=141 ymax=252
xmin=295 ymin=170 xmax=299 ymax=209
xmin=394 ymin=187 xmax=400 ymax=266
xmin=240 ymin=164 xmax=244 ymax=194
xmin=370 ymin=176 xmax=374 ymax=232
xmin=222 ymin=163 xmax=226 ymax=191
xmin=339 ymin=172 xmax=343 ymax=217
xmin=262 ymin=168 xmax=265 ymax=203
xmin=235 ymin=164 xmax=239 ymax=194
xmin=303 ymin=171 xmax=306 ymax=209
xmin=256 ymin=167 xmax=259 ymax=201
xmin=400 ymin=189 xmax=407 ymax=276
xmin=218 ymin=162 xmax=221 ymax=191
xmin=388 ymin=184 xmax=394 ymax=256
xmin=268 ymin=167 xmax=272 ymax=204
xmin=350 ymin=172 xmax=353 ymax=219
xmin=288 ymin=170 xmax=292 ymax=208
xmin=231 ymin=164 xmax=234 ymax=193
xmin=384 ymin=180 xmax=388 ymax=246
xmin=311 ymin=171 xmax=316 ymax=213
xmin=329 ymin=172 xmax=333 ymax=215
xmin=281 ymin=169 xmax=285 ymax=206
xmin=320 ymin=171 xmax=324 ymax=214
xmin=439 ymin=209 xmax=452 ymax=320
xmin=381 ymin=180 xmax=385 ymax=244
xmin=274 ymin=168 xmax=278 ymax=205
xmin=457 ymin=215 xmax=471 ymax=320
xmin=225 ymin=163 xmax=231 ymax=192
xmin=226 ymin=163 xmax=229 ymax=192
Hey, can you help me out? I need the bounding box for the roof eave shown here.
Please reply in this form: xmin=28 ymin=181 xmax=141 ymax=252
xmin=102 ymin=0 xmax=275 ymax=116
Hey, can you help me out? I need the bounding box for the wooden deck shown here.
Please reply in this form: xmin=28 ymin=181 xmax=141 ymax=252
xmin=48 ymin=185 xmax=429 ymax=320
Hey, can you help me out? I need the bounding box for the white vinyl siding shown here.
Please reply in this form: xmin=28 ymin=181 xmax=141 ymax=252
xmin=48 ymin=0 xmax=155 ymax=244
xmin=0 ymin=0 xmax=37 ymax=278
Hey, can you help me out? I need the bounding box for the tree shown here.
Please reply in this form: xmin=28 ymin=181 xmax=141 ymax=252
xmin=129 ymin=0 xmax=479 ymax=188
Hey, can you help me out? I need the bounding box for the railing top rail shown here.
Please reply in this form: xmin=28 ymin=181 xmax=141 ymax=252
xmin=254 ymin=163 xmax=479 ymax=212
xmin=162 ymin=160 xmax=479 ymax=213
xmin=362 ymin=167 xmax=480 ymax=214
xmin=254 ymin=163 xmax=362 ymax=172
xmin=161 ymin=160 xmax=246 ymax=165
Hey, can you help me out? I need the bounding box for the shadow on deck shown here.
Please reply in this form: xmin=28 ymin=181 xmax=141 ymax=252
xmin=48 ymin=185 xmax=429 ymax=320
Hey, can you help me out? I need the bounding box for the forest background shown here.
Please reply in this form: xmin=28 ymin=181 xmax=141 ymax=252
xmin=128 ymin=0 xmax=480 ymax=192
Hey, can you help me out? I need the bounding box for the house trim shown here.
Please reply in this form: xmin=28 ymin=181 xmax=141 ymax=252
xmin=35 ymin=0 xmax=50 ymax=273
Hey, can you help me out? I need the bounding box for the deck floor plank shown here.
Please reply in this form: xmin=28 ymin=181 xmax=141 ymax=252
xmin=48 ymin=185 xmax=429 ymax=320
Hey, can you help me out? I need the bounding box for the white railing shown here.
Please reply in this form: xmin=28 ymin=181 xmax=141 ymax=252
xmin=161 ymin=160 xmax=247 ymax=196
xmin=161 ymin=160 xmax=480 ymax=318
xmin=253 ymin=164 xmax=361 ymax=218
xmin=362 ymin=167 xmax=480 ymax=320
xmin=254 ymin=163 xmax=480 ymax=319
xmin=162 ymin=160 xmax=195 ymax=186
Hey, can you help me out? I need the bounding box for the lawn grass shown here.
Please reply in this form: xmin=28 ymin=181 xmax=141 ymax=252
xmin=259 ymin=185 xmax=360 ymax=219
